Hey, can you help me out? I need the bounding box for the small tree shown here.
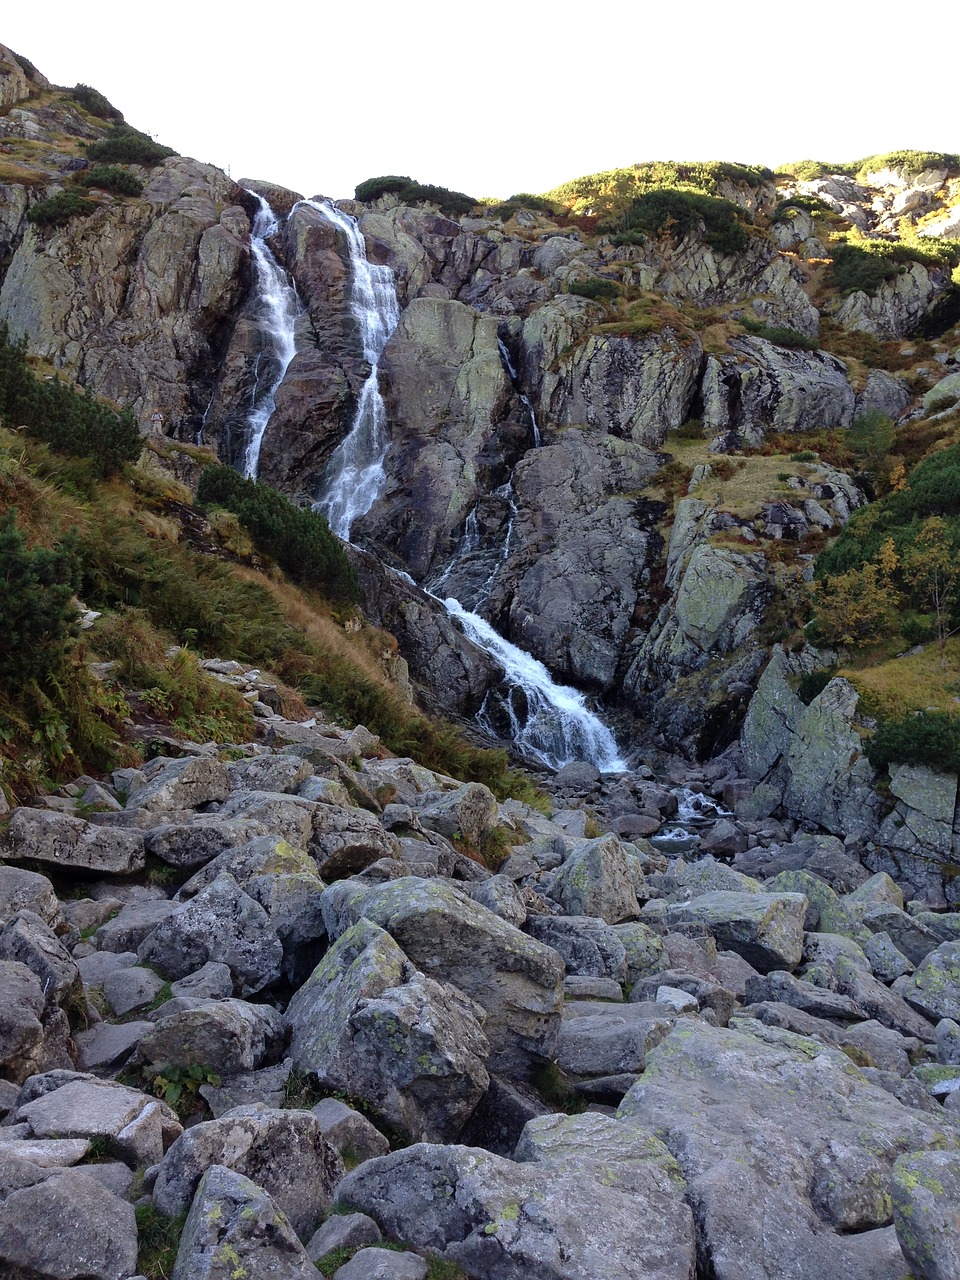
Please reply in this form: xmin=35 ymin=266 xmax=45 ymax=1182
xmin=813 ymin=562 xmax=898 ymax=647
xmin=0 ymin=513 xmax=80 ymax=689
xmin=904 ymin=516 xmax=959 ymax=666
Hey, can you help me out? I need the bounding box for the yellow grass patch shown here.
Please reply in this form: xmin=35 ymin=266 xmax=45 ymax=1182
xmin=842 ymin=639 xmax=960 ymax=719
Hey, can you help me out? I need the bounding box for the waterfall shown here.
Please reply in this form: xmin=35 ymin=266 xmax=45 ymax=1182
xmin=240 ymin=193 xmax=301 ymax=480
xmin=311 ymin=200 xmax=623 ymax=773
xmin=306 ymin=199 xmax=400 ymax=539
xmin=498 ymin=338 xmax=541 ymax=448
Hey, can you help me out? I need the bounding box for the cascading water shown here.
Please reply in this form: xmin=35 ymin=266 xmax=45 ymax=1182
xmin=498 ymin=339 xmax=541 ymax=447
xmin=240 ymin=193 xmax=301 ymax=479
xmin=307 ymin=199 xmax=400 ymax=539
xmin=312 ymin=200 xmax=623 ymax=773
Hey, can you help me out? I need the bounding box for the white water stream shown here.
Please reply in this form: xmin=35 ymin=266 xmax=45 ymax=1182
xmin=307 ymin=200 xmax=401 ymax=539
xmin=240 ymin=193 xmax=302 ymax=479
xmin=307 ymin=199 xmax=624 ymax=772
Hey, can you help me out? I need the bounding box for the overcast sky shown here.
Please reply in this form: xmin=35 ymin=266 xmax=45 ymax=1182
xmin=6 ymin=3 xmax=960 ymax=202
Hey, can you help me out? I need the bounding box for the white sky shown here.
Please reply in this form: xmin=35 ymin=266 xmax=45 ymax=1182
xmin=5 ymin=3 xmax=960 ymax=202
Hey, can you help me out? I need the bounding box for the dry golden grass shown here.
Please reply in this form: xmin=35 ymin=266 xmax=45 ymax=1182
xmin=230 ymin=565 xmax=398 ymax=692
xmin=842 ymin=639 xmax=960 ymax=719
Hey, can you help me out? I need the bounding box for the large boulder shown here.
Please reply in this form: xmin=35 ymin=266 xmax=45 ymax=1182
xmin=3 ymin=808 xmax=144 ymax=875
xmin=892 ymin=1149 xmax=960 ymax=1280
xmin=334 ymin=1140 xmax=697 ymax=1280
xmin=549 ymin=835 xmax=641 ymax=924
xmin=134 ymin=999 xmax=285 ymax=1076
xmin=153 ymin=1107 xmax=344 ymax=1238
xmin=618 ymin=1018 xmax=957 ymax=1279
xmin=171 ymin=1163 xmax=316 ymax=1279
xmin=285 ymin=920 xmax=490 ymax=1141
xmin=138 ymin=873 xmax=283 ymax=995
xmin=320 ymin=878 xmax=564 ymax=1078
xmin=664 ymin=891 xmax=807 ymax=973
xmin=896 ymin=942 xmax=960 ymax=1023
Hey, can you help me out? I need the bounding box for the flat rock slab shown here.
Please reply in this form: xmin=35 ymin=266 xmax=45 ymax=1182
xmin=16 ymin=1077 xmax=181 ymax=1168
xmin=618 ymin=1018 xmax=958 ymax=1280
xmin=4 ymin=808 xmax=145 ymax=875
xmin=665 ymin=891 xmax=807 ymax=972
xmin=555 ymin=1002 xmax=675 ymax=1077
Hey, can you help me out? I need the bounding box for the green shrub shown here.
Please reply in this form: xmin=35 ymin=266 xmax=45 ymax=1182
xmin=354 ymin=176 xmax=476 ymax=216
xmin=0 ymin=328 xmax=141 ymax=476
xmin=354 ymin=175 xmax=414 ymax=202
xmin=548 ymin=160 xmax=772 ymax=220
xmin=26 ymin=190 xmax=96 ymax=227
xmin=770 ymin=195 xmax=831 ymax=223
xmin=796 ymin=668 xmax=835 ymax=705
xmin=774 ymin=159 xmax=857 ymax=182
xmin=68 ymin=84 xmax=123 ymax=121
xmin=76 ymin=166 xmax=142 ymax=197
xmin=0 ymin=512 xmax=79 ymax=688
xmin=740 ymin=316 xmax=818 ymax=349
xmin=866 ymin=710 xmax=960 ymax=773
xmin=505 ymin=192 xmax=556 ymax=213
xmin=611 ymin=189 xmax=751 ymax=255
xmin=195 ymin=464 xmax=358 ymax=601
xmin=86 ymin=125 xmax=176 ymax=166
xmin=857 ymin=151 xmax=960 ymax=180
xmin=568 ymin=277 xmax=621 ymax=301
xmin=830 ymin=237 xmax=960 ymax=297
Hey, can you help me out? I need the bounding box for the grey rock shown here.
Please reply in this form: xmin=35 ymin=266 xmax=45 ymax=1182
xmin=16 ymin=1076 xmax=181 ymax=1167
xmin=555 ymin=1000 xmax=674 ymax=1077
xmin=4 ymin=808 xmax=145 ymax=875
xmin=611 ymin=921 xmax=668 ymax=984
xmin=0 ymin=865 xmax=62 ymax=929
xmin=0 ymin=1159 xmax=138 ymax=1280
xmin=138 ymin=873 xmax=283 ymax=995
xmin=863 ymin=931 xmax=915 ymax=983
xmin=135 ymin=998 xmax=284 ymax=1076
xmin=285 ymin=920 xmax=489 ymax=1142
xmin=319 ymin=877 xmax=563 ymax=1079
xmin=0 ymin=960 xmax=46 ymax=1081
xmin=199 ymin=1061 xmax=292 ymax=1118
xmin=468 ymin=874 xmax=527 ymax=928
xmin=550 ymin=835 xmax=641 ymax=923
xmin=74 ymin=1020 xmax=153 ymax=1072
xmin=665 ymin=891 xmax=807 ymax=972
xmin=841 ymin=1021 xmax=919 ymax=1076
xmin=743 ymin=969 xmax=866 ymax=1021
xmin=102 ymin=965 xmax=166 ymax=1016
xmin=170 ymin=961 xmax=234 ymax=1000
xmin=144 ymin=818 xmax=267 ymax=869
xmin=227 ymin=754 xmax=314 ymax=794
xmin=897 ymin=942 xmax=960 ymax=1023
xmin=938 ymin=1019 xmax=960 ymax=1066
xmin=333 ymin=1248 xmax=428 ymax=1280
xmin=526 ymin=915 xmax=627 ymax=981
xmin=77 ymin=950 xmax=138 ymax=986
xmin=335 ymin=1138 xmax=696 ymax=1279
xmin=563 ymin=976 xmax=624 ymax=1000
xmin=0 ymin=910 xmax=79 ymax=1004
xmin=309 ymin=804 xmax=400 ymax=878
xmin=619 ymin=1018 xmax=955 ymax=1279
xmin=95 ymin=900 xmax=178 ymax=953
xmin=125 ymin=756 xmax=230 ymax=815
xmin=154 ymin=1107 xmax=344 ymax=1238
xmin=417 ymin=782 xmax=499 ymax=849
xmin=306 ymin=1212 xmax=382 ymax=1263
xmin=862 ymin=904 xmax=945 ymax=965
xmin=892 ymin=1150 xmax=960 ymax=1280
xmin=310 ymin=1097 xmax=391 ymax=1162
xmin=171 ymin=1163 xmax=316 ymax=1279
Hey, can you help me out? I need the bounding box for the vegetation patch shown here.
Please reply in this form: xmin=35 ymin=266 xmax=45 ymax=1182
xmin=856 ymin=151 xmax=960 ymax=180
xmin=568 ymin=277 xmax=621 ymax=301
xmin=195 ymin=464 xmax=358 ymax=602
xmin=740 ymin=316 xmax=818 ymax=349
xmin=67 ymin=83 xmax=123 ymax=122
xmin=0 ymin=327 xmax=141 ymax=476
xmin=25 ymin=190 xmax=97 ymax=227
xmin=86 ymin=124 xmax=176 ymax=166
xmin=829 ymin=236 xmax=960 ymax=297
xmin=866 ymin=709 xmax=960 ymax=774
xmin=354 ymin=175 xmax=476 ymax=216
xmin=548 ymin=160 xmax=772 ymax=221
xmin=75 ymin=165 xmax=142 ymax=197
xmin=609 ymin=189 xmax=751 ymax=255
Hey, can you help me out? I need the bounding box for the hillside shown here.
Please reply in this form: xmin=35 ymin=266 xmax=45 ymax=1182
xmin=2 ymin=41 xmax=960 ymax=1280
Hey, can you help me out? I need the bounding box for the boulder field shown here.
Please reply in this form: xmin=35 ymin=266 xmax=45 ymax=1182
xmin=0 ymin=677 xmax=958 ymax=1279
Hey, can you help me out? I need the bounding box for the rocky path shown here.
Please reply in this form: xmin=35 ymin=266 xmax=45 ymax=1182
xmin=0 ymin=665 xmax=959 ymax=1279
